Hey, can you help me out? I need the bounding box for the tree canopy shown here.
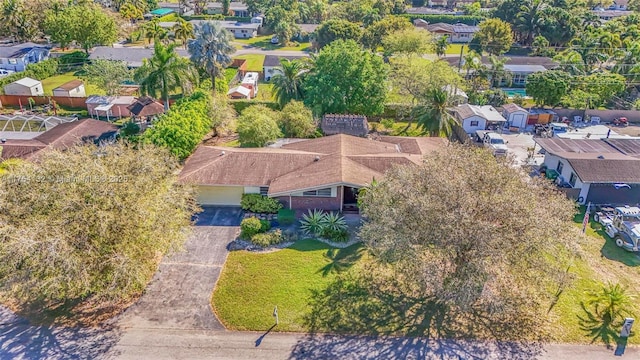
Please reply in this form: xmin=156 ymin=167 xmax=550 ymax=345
xmin=526 ymin=70 xmax=572 ymax=107
xmin=304 ymin=40 xmax=388 ymax=116
xmin=472 ymin=18 xmax=513 ymax=56
xmin=279 ymin=101 xmax=317 ymax=138
xmin=81 ymin=60 xmax=132 ymax=96
xmin=0 ymin=143 xmax=197 ymax=304
xmin=237 ymin=105 xmax=282 ymax=147
xmin=187 ymin=21 xmax=235 ymax=93
xmin=358 ymin=144 xmax=580 ymax=337
xmin=315 ymin=19 xmax=363 ymax=48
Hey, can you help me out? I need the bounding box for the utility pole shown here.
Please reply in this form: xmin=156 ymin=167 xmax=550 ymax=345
xmin=273 ymin=305 xmax=279 ymax=325
xmin=457 ymin=44 xmax=465 ymax=72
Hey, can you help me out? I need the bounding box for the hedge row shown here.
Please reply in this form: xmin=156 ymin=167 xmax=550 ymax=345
xmin=230 ymin=100 xmax=279 ymax=113
xmin=0 ymin=58 xmax=59 ymax=94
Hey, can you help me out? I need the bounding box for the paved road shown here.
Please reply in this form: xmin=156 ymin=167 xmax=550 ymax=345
xmin=233 ymin=48 xmax=310 ymax=57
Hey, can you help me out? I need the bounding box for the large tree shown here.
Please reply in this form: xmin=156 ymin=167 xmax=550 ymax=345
xmin=526 ymin=69 xmax=571 ymax=107
xmin=187 ymin=21 xmax=234 ymax=94
xmin=0 ymin=143 xmax=197 ymax=305
xmin=473 ymin=18 xmax=514 ymax=56
xmin=81 ymin=60 xmax=132 ymax=96
xmin=50 ymin=2 xmax=118 ymax=54
xmin=315 ymin=19 xmax=363 ymax=48
xmin=278 ymin=100 xmax=317 ymax=138
xmin=237 ymin=105 xmax=282 ymax=147
xmin=135 ymin=42 xmax=198 ymax=110
xmin=304 ymin=39 xmax=388 ymax=116
xmin=382 ymin=27 xmax=433 ymax=56
xmin=360 ymin=15 xmax=411 ymax=49
xmin=358 ymin=145 xmax=579 ymax=337
xmin=414 ymin=88 xmax=458 ymax=137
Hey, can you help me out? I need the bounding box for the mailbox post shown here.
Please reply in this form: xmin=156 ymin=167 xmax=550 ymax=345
xmin=621 ymin=318 xmax=634 ymax=338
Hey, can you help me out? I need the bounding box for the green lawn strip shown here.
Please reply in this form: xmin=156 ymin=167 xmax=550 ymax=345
xmin=224 ymin=68 xmax=238 ymax=84
xmin=369 ymin=121 xmax=424 ymax=136
xmin=255 ymin=82 xmax=274 ymax=102
xmin=40 ymin=72 xmax=105 ymax=96
xmin=546 ymin=208 xmax=640 ymax=344
xmin=234 ymin=54 xmax=265 ymax=72
xmin=234 ymin=35 xmax=311 ymax=51
xmin=212 ymin=239 xmax=364 ymax=332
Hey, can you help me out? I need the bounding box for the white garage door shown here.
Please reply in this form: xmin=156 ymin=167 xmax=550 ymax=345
xmin=197 ymin=186 xmax=244 ymax=205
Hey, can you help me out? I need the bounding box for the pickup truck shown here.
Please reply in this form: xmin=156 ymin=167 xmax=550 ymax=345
xmin=475 ymin=131 xmax=508 ymax=156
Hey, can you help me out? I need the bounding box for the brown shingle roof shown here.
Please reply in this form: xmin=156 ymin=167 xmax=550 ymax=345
xmin=568 ymin=158 xmax=640 ymax=183
xmin=604 ymin=138 xmax=640 ymax=157
xmin=179 ymin=134 xmax=447 ymax=194
xmin=535 ymin=138 xmax=622 ymax=155
xmin=127 ymin=96 xmax=165 ymax=117
xmin=321 ymin=114 xmax=369 ymax=137
xmin=53 ymin=79 xmax=83 ymax=91
xmin=0 ymin=119 xmax=118 ymax=160
xmin=502 ymin=103 xmax=526 ymax=114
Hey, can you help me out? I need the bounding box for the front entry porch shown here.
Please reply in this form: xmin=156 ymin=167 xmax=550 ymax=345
xmin=342 ymin=186 xmax=359 ymax=213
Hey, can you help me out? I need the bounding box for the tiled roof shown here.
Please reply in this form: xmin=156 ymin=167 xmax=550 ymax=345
xmin=321 ymin=114 xmax=369 ymax=137
xmin=54 ymin=79 xmax=83 ymax=91
xmin=127 ymin=96 xmax=165 ymax=117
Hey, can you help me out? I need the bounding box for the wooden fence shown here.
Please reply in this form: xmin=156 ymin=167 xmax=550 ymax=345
xmin=0 ymin=95 xmax=88 ymax=109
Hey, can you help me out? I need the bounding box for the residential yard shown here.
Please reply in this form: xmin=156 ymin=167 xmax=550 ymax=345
xmin=212 ymin=239 xmax=364 ymax=332
xmin=225 ymin=68 xmax=238 ymax=84
xmin=213 ymin=208 xmax=640 ymax=345
xmin=41 ymin=72 xmax=105 ymax=96
xmin=369 ymin=121 xmax=425 ymax=136
xmin=255 ymin=82 xmax=274 ymax=102
xmin=445 ymin=43 xmax=468 ymax=56
xmin=235 ymin=35 xmax=311 ymax=51
xmin=233 ymin=54 xmax=265 ymax=72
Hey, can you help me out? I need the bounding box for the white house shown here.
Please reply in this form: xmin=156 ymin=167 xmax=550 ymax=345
xmin=502 ymin=103 xmax=528 ymax=129
xmin=0 ymin=42 xmax=50 ymax=73
xmin=453 ymin=104 xmax=507 ymax=134
xmin=52 ymin=79 xmax=86 ymax=98
xmin=418 ymin=22 xmax=479 ymax=44
xmin=536 ymin=138 xmax=640 ymax=204
xmin=263 ymin=55 xmax=305 ymax=81
xmin=3 ymin=77 xmax=44 ymax=96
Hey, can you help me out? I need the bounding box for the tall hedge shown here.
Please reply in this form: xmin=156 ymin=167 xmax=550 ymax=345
xmin=400 ymin=14 xmax=485 ymax=25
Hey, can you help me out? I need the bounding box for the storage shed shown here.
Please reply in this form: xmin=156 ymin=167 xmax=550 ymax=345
xmin=502 ymin=103 xmax=528 ymax=129
xmin=3 ymin=77 xmax=44 ymax=96
xmin=52 ymin=79 xmax=86 ymax=97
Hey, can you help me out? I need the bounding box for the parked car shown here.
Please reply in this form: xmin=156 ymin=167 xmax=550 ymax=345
xmin=613 ymin=117 xmax=629 ymax=127
xmin=0 ymin=69 xmax=14 ymax=77
xmin=270 ymin=36 xmax=279 ymax=44
xmin=594 ymin=205 xmax=640 ymax=252
xmin=476 ymin=131 xmax=508 ymax=156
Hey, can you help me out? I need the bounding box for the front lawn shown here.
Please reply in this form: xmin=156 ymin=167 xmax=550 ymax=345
xmin=255 ymin=82 xmax=274 ymax=102
xmin=369 ymin=121 xmax=425 ymax=136
xmin=212 ymin=239 xmax=365 ymax=332
xmin=233 ymin=54 xmax=265 ymax=72
xmin=235 ymin=35 xmax=311 ymax=51
xmin=41 ymin=72 xmax=105 ymax=96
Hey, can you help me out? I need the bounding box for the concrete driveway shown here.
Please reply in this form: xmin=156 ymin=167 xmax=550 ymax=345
xmin=117 ymin=225 xmax=238 ymax=331
xmin=194 ymin=206 xmax=244 ymax=226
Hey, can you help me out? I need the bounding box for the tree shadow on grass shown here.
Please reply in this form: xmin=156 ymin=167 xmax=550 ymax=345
xmin=290 ymin=273 xmax=544 ymax=360
xmin=317 ymin=247 xmax=365 ymax=277
xmin=0 ymin=304 xmax=121 ymax=360
xmin=577 ymin=302 xmax=621 ymax=348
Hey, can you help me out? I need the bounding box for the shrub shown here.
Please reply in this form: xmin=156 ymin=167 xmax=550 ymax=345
xmin=240 ymin=194 xmax=283 ymax=213
xmin=300 ymin=209 xmax=326 ymax=236
xmin=58 ymin=51 xmax=88 ymax=71
xmin=260 ymin=219 xmax=271 ymax=232
xmin=277 ymin=208 xmax=295 ymax=225
xmin=321 ymin=227 xmax=350 ymax=243
xmin=240 ymin=217 xmax=263 ymax=239
xmin=250 ymin=229 xmax=284 ymax=247
xmin=321 ymin=212 xmax=348 ymax=232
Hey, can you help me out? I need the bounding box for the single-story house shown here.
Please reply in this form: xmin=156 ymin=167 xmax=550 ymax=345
xmin=421 ymin=22 xmax=479 ymax=43
xmin=127 ymin=96 xmax=165 ymax=121
xmin=0 ymin=119 xmax=118 ymax=160
xmin=0 ymin=42 xmax=50 ymax=72
xmin=86 ymin=95 xmax=136 ymax=120
xmin=144 ymin=7 xmax=174 ymax=20
xmin=609 ymin=0 xmax=628 ymax=10
xmin=453 ymin=104 xmax=507 ymax=134
xmin=536 ymin=138 xmax=640 ymax=204
xmin=160 ymin=19 xmax=261 ymax=38
xmin=321 ymin=115 xmax=368 ymax=137
xmin=179 ymin=134 xmax=448 ymax=210
xmin=52 ymin=79 xmax=86 ymax=98
xmin=204 ymin=2 xmax=252 ymax=17
xmin=504 ymin=65 xmax=547 ymax=86
xmin=227 ymin=85 xmax=251 ymax=99
xmin=591 ymin=9 xmax=632 ymax=21
xmin=406 ymin=7 xmax=463 ymax=14
xmin=444 ymin=85 xmax=468 ymax=105
xmin=89 ymin=46 xmax=189 ymax=68
xmin=3 ymin=77 xmax=44 ymax=96
xmin=502 ymin=103 xmax=528 ymax=129
xmin=263 ymin=55 xmax=305 ymax=81
xmin=445 ymin=56 xmax=558 ymax=86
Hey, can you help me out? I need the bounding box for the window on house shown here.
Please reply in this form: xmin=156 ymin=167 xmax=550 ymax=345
xmin=569 ymin=173 xmax=577 ymax=187
xmin=556 ymin=161 xmax=564 ymax=174
xmin=8 ymin=58 xmax=17 ymax=64
xmin=302 ymin=188 xmax=332 ymax=197
xmin=470 ymin=120 xmax=479 ymax=126
xmin=260 ymin=186 xmax=269 ymax=196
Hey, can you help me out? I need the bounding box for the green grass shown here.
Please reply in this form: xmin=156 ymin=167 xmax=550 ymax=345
xmin=219 ymin=139 xmax=240 ymax=147
xmin=369 ymin=121 xmax=425 ymax=136
xmin=212 ymin=239 xmax=364 ymax=332
xmin=233 ymin=54 xmax=265 ymax=72
xmin=445 ymin=43 xmax=468 ymax=55
xmin=235 ymin=35 xmax=311 ymax=51
xmin=255 ymin=82 xmax=274 ymax=102
xmin=40 ymin=72 xmax=105 ymax=96
xmin=224 ymin=68 xmax=238 ymax=84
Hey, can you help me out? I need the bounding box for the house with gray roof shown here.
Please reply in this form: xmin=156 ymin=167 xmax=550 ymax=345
xmin=0 ymin=42 xmax=50 ymax=72
xmin=205 ymin=2 xmax=253 ymax=17
xmin=415 ymin=22 xmax=479 ymax=43
xmin=89 ymin=46 xmax=189 ymax=68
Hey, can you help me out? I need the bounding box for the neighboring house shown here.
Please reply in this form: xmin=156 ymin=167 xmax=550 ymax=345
xmin=535 ymin=138 xmax=640 ymax=204
xmin=591 ymin=9 xmax=633 ymax=21
xmin=321 ymin=115 xmax=369 ymax=137
xmin=205 ymin=2 xmax=252 ymax=17
xmin=445 ymin=56 xmax=558 ymax=86
xmin=160 ymin=20 xmax=261 ymax=38
xmin=227 ymin=86 xmax=251 ymax=99
xmin=52 ymin=80 xmax=86 ymax=98
xmin=127 ymin=96 xmax=165 ymax=122
xmin=179 ymin=134 xmax=448 ymax=210
xmin=86 ymin=95 xmax=136 ymax=120
xmin=609 ymin=0 xmax=628 ymax=10
xmin=240 ymin=72 xmax=259 ymax=98
xmin=504 ymin=65 xmax=547 ymax=86
xmin=406 ymin=7 xmax=463 ymax=14
xmin=444 ymin=85 xmax=468 ymax=105
xmin=144 ymin=7 xmax=174 ymax=20
xmin=0 ymin=42 xmax=50 ymax=72
xmin=502 ymin=103 xmax=528 ymax=129
xmin=3 ymin=77 xmax=44 ymax=96
xmin=453 ymin=104 xmax=507 ymax=134
xmin=0 ymin=119 xmax=118 ymax=160
xmin=263 ymin=55 xmax=305 ymax=81
xmin=89 ymin=46 xmax=189 ymax=68
xmin=422 ymin=22 xmax=479 ymax=43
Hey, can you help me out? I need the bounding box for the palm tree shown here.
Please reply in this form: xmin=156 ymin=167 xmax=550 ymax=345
xmin=134 ymin=42 xmax=198 ymax=110
xmin=144 ymin=19 xmax=168 ymax=44
xmin=516 ymin=0 xmax=547 ymax=45
xmin=187 ymin=21 xmax=234 ymax=94
xmin=586 ymin=283 xmax=635 ymax=325
xmin=415 ymin=88 xmax=457 ymax=137
xmin=173 ymin=18 xmax=194 ymax=48
xmin=1 ymin=0 xmax=20 ymax=40
xmin=488 ymin=56 xmax=512 ymax=88
xmin=434 ymin=35 xmax=449 ymax=57
xmin=272 ymin=59 xmax=306 ymax=108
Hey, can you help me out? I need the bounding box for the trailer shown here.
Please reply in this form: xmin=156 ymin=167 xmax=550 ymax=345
xmin=594 ymin=206 xmax=640 ymax=252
